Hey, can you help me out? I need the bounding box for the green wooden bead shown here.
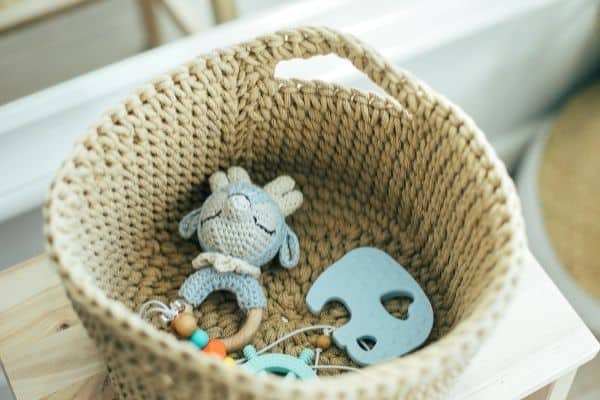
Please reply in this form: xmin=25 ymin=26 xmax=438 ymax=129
xmin=189 ymin=329 xmax=209 ymax=349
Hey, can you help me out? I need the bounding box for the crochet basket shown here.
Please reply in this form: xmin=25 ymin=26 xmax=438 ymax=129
xmin=44 ymin=27 xmax=526 ymax=399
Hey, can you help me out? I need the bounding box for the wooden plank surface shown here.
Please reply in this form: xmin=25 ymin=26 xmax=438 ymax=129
xmin=0 ymin=256 xmax=112 ymax=399
xmin=0 ymin=253 xmax=597 ymax=399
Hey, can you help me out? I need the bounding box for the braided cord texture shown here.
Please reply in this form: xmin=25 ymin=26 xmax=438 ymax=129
xmin=44 ymin=27 xmax=526 ymax=399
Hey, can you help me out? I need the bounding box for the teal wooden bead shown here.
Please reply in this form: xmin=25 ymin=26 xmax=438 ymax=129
xmin=189 ymin=329 xmax=209 ymax=349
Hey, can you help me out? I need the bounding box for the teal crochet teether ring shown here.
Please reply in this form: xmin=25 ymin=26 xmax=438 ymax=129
xmin=306 ymin=247 xmax=434 ymax=366
xmin=242 ymin=345 xmax=317 ymax=380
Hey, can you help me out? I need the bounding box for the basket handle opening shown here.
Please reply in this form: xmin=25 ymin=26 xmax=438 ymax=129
xmin=274 ymin=54 xmax=388 ymax=96
xmin=258 ymin=26 xmax=431 ymax=112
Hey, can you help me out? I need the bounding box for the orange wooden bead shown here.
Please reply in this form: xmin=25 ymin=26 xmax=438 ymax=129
xmin=171 ymin=313 xmax=197 ymax=337
xmin=202 ymin=339 xmax=227 ymax=358
xmin=316 ymin=335 xmax=332 ymax=350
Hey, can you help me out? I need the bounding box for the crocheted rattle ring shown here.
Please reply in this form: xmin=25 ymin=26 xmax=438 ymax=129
xmin=177 ymin=167 xmax=303 ymax=351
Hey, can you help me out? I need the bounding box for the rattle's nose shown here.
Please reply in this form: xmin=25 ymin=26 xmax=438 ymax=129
xmin=223 ymin=194 xmax=251 ymax=221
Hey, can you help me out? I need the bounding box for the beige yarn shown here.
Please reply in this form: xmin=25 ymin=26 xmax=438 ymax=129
xmin=44 ymin=27 xmax=526 ymax=400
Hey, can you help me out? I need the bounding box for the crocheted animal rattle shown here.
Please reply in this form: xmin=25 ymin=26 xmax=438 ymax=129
xmin=177 ymin=166 xmax=303 ymax=352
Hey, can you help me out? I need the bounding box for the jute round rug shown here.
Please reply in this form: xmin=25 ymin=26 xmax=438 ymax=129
xmin=540 ymin=82 xmax=600 ymax=300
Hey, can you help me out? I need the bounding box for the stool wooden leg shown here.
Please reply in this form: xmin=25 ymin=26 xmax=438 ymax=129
xmin=162 ymin=0 xmax=203 ymax=34
xmin=138 ymin=0 xmax=161 ymax=48
xmin=210 ymin=0 xmax=237 ymax=24
xmin=524 ymin=369 xmax=577 ymax=400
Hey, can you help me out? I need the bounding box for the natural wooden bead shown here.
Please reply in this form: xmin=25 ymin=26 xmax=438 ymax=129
xmin=221 ymin=308 xmax=263 ymax=352
xmin=316 ymin=335 xmax=332 ymax=350
xmin=171 ymin=313 xmax=197 ymax=337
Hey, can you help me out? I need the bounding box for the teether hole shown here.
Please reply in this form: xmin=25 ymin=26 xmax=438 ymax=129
xmin=320 ymin=300 xmax=350 ymax=322
xmin=357 ymin=336 xmax=377 ymax=351
xmin=381 ymin=293 xmax=413 ymax=320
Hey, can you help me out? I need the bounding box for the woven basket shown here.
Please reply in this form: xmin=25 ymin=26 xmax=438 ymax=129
xmin=44 ymin=27 xmax=526 ymax=399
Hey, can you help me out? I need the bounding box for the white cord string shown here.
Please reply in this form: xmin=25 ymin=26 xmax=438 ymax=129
xmin=255 ymin=324 xmax=336 ymax=357
xmin=139 ymin=301 xmax=363 ymax=376
xmin=139 ymin=304 xmax=364 ymax=376
xmin=139 ymin=300 xmax=178 ymax=321
xmin=236 ymin=324 xmax=336 ymax=364
xmin=357 ymin=338 xmax=371 ymax=351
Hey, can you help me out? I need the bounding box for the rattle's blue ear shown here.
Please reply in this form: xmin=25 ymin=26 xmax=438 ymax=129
xmin=179 ymin=208 xmax=202 ymax=239
xmin=279 ymin=226 xmax=300 ymax=269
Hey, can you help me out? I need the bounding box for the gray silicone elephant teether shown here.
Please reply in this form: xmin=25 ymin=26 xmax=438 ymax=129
xmin=306 ymin=247 xmax=433 ymax=366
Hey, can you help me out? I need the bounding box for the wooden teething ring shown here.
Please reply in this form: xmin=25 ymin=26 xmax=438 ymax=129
xmin=221 ymin=308 xmax=263 ymax=352
xmin=171 ymin=300 xmax=263 ymax=352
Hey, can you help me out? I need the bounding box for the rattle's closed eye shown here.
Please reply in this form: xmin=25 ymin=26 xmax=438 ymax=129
xmin=200 ymin=210 xmax=221 ymax=225
xmin=253 ymin=215 xmax=275 ymax=235
xmin=252 ymin=203 xmax=278 ymax=234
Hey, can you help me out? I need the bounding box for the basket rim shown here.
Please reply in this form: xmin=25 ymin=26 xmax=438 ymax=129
xmin=43 ymin=26 xmax=527 ymax=397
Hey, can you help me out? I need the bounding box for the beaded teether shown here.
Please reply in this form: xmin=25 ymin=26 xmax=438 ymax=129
xmin=140 ymin=301 xmax=366 ymax=376
xmin=177 ymin=167 xmax=303 ymax=352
